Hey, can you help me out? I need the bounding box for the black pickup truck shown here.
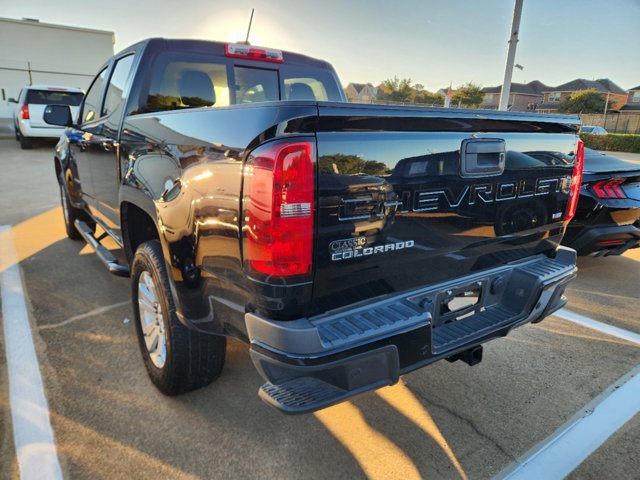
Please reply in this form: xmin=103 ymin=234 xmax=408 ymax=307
xmin=44 ymin=38 xmax=583 ymax=414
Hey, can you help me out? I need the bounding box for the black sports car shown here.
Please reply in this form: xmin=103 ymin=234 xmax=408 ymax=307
xmin=563 ymin=148 xmax=640 ymax=256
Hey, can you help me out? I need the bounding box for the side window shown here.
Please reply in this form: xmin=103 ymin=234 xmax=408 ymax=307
xmin=82 ymin=68 xmax=107 ymax=124
xmin=283 ymin=77 xmax=327 ymax=101
xmin=103 ymin=55 xmax=135 ymax=117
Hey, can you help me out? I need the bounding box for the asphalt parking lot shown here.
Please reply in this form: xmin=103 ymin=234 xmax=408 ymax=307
xmin=0 ymin=138 xmax=638 ymax=480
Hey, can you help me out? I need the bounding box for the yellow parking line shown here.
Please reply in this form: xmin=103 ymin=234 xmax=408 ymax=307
xmin=0 ymin=207 xmax=65 ymax=272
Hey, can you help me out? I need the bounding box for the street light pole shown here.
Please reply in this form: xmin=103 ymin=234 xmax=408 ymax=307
xmin=603 ymin=91 xmax=610 ymax=128
xmin=498 ymin=0 xmax=524 ymax=111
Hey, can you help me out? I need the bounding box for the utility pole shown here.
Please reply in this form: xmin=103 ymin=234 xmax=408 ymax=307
xmin=27 ymin=61 xmax=33 ymax=85
xmin=498 ymin=0 xmax=524 ymax=111
xmin=603 ymin=91 xmax=610 ymax=128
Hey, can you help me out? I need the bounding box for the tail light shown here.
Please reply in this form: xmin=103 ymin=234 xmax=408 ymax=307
xmin=591 ymin=178 xmax=627 ymax=199
xmin=243 ymin=141 xmax=314 ymax=276
xmin=20 ymin=104 xmax=29 ymax=120
xmin=564 ymin=140 xmax=584 ymax=221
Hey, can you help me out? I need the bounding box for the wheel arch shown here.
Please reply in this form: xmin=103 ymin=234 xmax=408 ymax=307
xmin=121 ymin=201 xmax=161 ymax=265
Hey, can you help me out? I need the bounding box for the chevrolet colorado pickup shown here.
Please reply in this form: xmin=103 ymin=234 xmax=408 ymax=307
xmin=44 ymin=38 xmax=583 ymax=414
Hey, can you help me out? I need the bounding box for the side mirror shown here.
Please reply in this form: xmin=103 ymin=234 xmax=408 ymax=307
xmin=43 ymin=105 xmax=72 ymax=127
xmin=7 ymin=97 xmax=17 ymax=103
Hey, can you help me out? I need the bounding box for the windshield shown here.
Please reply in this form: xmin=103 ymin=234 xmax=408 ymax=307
xmin=581 ymin=126 xmax=595 ymax=133
xmin=26 ymin=90 xmax=83 ymax=106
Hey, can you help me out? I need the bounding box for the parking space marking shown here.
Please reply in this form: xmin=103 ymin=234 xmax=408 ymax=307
xmin=0 ymin=225 xmax=63 ymax=480
xmin=554 ymin=308 xmax=640 ymax=345
xmin=497 ymin=366 xmax=640 ymax=480
xmin=39 ymin=300 xmax=130 ymax=331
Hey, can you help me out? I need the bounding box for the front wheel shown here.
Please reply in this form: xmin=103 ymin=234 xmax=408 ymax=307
xmin=131 ymin=240 xmax=226 ymax=395
xmin=59 ymin=179 xmax=94 ymax=240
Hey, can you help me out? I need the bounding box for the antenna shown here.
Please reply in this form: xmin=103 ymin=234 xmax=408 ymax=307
xmin=244 ymin=8 xmax=255 ymax=45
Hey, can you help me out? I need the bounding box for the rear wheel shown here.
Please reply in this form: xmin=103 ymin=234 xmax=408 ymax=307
xmin=131 ymin=240 xmax=226 ymax=395
xmin=19 ymin=133 xmax=32 ymax=149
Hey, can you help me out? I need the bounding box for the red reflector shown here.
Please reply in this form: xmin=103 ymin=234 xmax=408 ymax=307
xmin=597 ymin=239 xmax=625 ymax=246
xmin=565 ymin=140 xmax=584 ymax=221
xmin=225 ymin=43 xmax=284 ymax=63
xmin=20 ymin=104 xmax=29 ymax=120
xmin=244 ymin=141 xmax=314 ymax=276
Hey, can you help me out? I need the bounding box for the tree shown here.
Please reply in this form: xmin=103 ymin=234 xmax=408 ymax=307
xmin=452 ymin=82 xmax=484 ymax=107
xmin=377 ymin=77 xmax=415 ymax=103
xmin=414 ymin=90 xmax=444 ymax=106
xmin=377 ymin=77 xmax=444 ymax=105
xmin=558 ymin=89 xmax=609 ymax=114
xmin=319 ymin=154 xmax=390 ymax=175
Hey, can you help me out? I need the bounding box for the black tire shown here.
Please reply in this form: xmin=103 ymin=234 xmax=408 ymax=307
xmin=131 ymin=240 xmax=225 ymax=395
xmin=19 ymin=134 xmax=32 ymax=149
xmin=14 ymin=124 xmax=19 ymax=141
xmin=58 ymin=179 xmax=94 ymax=240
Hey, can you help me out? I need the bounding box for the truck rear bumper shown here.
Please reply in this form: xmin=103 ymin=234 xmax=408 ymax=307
xmin=247 ymin=247 xmax=577 ymax=414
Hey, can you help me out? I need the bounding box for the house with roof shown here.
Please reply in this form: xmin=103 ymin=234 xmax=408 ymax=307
xmin=344 ymin=83 xmax=378 ymax=103
xmin=536 ymin=79 xmax=627 ymax=113
xmin=620 ymin=85 xmax=640 ymax=113
xmin=480 ymin=80 xmax=547 ymax=111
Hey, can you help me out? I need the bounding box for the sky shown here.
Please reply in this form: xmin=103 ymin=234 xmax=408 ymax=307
xmin=2 ymin=0 xmax=640 ymax=91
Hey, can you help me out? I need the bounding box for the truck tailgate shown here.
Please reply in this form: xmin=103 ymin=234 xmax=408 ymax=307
xmin=311 ymin=105 xmax=580 ymax=315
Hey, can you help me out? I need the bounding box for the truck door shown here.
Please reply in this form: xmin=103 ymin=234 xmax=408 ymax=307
xmin=68 ymin=68 xmax=109 ymax=215
xmin=88 ymin=53 xmax=136 ymax=233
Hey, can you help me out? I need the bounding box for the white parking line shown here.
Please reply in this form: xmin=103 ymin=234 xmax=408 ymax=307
xmin=554 ymin=308 xmax=640 ymax=345
xmin=497 ymin=366 xmax=640 ymax=480
xmin=0 ymin=225 xmax=63 ymax=480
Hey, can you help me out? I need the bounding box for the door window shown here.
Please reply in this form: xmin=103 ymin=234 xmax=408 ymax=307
xmin=82 ymin=68 xmax=107 ymax=124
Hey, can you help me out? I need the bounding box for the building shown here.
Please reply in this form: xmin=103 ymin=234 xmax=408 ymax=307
xmin=620 ymin=85 xmax=640 ymax=113
xmin=0 ymin=17 xmax=114 ymax=120
xmin=537 ymin=78 xmax=627 ymax=113
xmin=344 ymin=83 xmax=378 ymax=102
xmin=480 ymin=80 xmax=547 ymax=111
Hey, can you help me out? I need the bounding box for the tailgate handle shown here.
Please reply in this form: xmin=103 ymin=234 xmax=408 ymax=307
xmin=460 ymin=138 xmax=506 ymax=177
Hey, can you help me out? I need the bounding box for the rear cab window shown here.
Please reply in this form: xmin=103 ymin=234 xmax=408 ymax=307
xmin=26 ymin=89 xmax=83 ymax=106
xmin=103 ymin=54 xmax=136 ymax=117
xmin=137 ymin=46 xmax=343 ymax=114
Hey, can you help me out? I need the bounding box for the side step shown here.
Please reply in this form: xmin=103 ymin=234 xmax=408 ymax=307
xmin=254 ymin=345 xmax=400 ymax=414
xmin=259 ymin=376 xmax=392 ymax=415
xmin=74 ymin=220 xmax=130 ymax=277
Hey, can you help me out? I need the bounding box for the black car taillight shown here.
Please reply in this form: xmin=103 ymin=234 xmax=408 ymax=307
xmin=243 ymin=141 xmax=314 ymax=277
xmin=591 ymin=178 xmax=627 ymax=199
xmin=565 ymin=140 xmax=584 ymax=222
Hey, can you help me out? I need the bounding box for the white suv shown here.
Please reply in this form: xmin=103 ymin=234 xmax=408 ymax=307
xmin=10 ymin=85 xmax=84 ymax=149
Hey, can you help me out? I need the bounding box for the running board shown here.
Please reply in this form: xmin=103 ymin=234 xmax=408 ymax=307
xmin=74 ymin=220 xmax=130 ymax=277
